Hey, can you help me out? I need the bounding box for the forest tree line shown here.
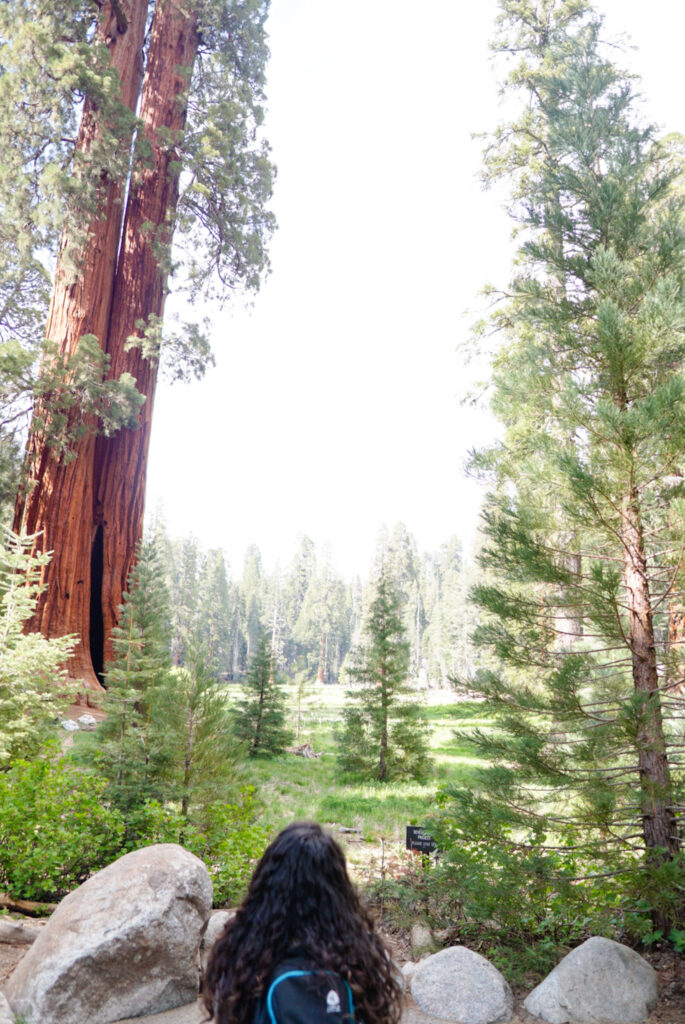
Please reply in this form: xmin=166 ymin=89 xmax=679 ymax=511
xmin=155 ymin=520 xmax=475 ymax=690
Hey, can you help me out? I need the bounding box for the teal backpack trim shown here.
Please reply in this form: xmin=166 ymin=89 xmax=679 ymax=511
xmin=265 ymin=969 xmax=355 ymax=1024
xmin=267 ymin=971 xmax=309 ymax=1024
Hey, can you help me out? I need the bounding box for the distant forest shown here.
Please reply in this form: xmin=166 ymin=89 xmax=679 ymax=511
xmin=155 ymin=521 xmax=475 ymax=688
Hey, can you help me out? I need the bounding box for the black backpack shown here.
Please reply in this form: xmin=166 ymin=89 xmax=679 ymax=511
xmin=254 ymin=957 xmax=356 ymax=1024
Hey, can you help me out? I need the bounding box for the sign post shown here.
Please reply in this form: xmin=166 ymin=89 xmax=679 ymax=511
xmin=405 ymin=826 xmax=437 ymax=855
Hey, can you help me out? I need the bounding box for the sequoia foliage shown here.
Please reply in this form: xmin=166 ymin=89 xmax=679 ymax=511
xmin=3 ymin=0 xmax=275 ymax=688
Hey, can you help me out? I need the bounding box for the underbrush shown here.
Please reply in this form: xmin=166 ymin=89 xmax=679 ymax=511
xmin=369 ymin=809 xmax=685 ymax=985
xmin=0 ymin=751 xmax=265 ymax=906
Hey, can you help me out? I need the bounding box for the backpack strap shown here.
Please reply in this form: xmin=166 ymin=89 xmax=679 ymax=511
xmin=266 ymin=971 xmax=308 ymax=1024
xmin=265 ymin=968 xmax=355 ymax=1024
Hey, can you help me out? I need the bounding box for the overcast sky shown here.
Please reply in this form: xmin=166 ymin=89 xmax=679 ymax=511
xmin=146 ymin=0 xmax=685 ymax=579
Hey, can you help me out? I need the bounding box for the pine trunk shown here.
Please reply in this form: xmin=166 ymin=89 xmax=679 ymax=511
xmin=622 ymin=489 xmax=680 ymax=865
xmin=13 ymin=0 xmax=148 ymax=692
xmin=378 ymin=674 xmax=388 ymax=782
xmin=317 ymin=630 xmax=327 ymax=684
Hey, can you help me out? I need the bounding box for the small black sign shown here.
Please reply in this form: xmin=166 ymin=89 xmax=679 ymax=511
xmin=406 ymin=826 xmax=437 ymax=854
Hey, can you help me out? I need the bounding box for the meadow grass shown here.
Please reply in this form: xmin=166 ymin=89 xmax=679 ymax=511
xmin=237 ymin=685 xmax=493 ymax=847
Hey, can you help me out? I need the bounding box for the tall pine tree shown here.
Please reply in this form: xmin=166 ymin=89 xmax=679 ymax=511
xmin=233 ymin=633 xmax=290 ymax=756
xmin=90 ymin=537 xmax=172 ymax=810
xmin=339 ymin=565 xmax=432 ymax=782
xmin=439 ymin=0 xmax=685 ymax=932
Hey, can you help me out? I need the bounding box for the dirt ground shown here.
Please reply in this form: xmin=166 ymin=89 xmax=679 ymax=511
xmin=2 ymin=919 xmax=683 ymax=1022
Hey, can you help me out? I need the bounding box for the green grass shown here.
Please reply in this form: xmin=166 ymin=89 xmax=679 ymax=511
xmin=236 ymin=685 xmax=492 ymax=846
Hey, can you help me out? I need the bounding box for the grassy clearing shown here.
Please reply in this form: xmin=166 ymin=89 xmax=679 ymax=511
xmin=234 ymin=685 xmax=493 ymax=859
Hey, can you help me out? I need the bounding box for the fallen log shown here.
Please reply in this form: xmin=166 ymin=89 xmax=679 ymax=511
xmin=0 ymin=895 xmax=56 ymax=918
xmin=285 ymin=743 xmax=322 ymax=758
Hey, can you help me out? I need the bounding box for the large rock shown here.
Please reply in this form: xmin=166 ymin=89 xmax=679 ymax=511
xmin=0 ymin=993 xmax=13 ymax=1024
xmin=0 ymin=918 xmax=41 ymax=946
xmin=5 ymin=844 xmax=212 ymax=1024
xmin=523 ymin=936 xmax=658 ymax=1023
xmin=200 ymin=909 xmax=234 ymax=973
xmin=411 ymin=946 xmax=513 ymax=1024
xmin=202 ymin=909 xmax=234 ymax=952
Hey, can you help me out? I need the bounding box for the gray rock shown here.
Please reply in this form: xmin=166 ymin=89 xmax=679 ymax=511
xmin=523 ymin=936 xmax=658 ymax=1023
xmin=0 ymin=918 xmax=41 ymax=945
xmin=5 ymin=844 xmax=212 ymax=1024
xmin=411 ymin=946 xmax=513 ymax=1024
xmin=398 ymin=961 xmax=416 ymax=993
xmin=200 ymin=909 xmax=234 ymax=974
xmin=0 ymin=993 xmax=13 ymax=1024
xmin=76 ymin=713 xmax=97 ymax=729
xmin=115 ymin=1002 xmax=204 ymax=1024
xmin=201 ymin=909 xmax=234 ymax=952
xmin=60 ymin=719 xmax=79 ymax=731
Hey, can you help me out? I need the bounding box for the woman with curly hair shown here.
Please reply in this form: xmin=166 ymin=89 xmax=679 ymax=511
xmin=203 ymin=821 xmax=404 ymax=1024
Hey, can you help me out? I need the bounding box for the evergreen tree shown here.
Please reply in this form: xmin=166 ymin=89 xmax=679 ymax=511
xmin=372 ymin=523 xmax=428 ymax=683
xmin=169 ymin=535 xmax=200 ymax=667
xmin=155 ymin=645 xmax=240 ymax=818
xmin=228 ymin=579 xmax=247 ymax=681
xmin=197 ymin=548 xmax=232 ymax=680
xmin=281 ymin=534 xmax=316 ymax=670
xmin=90 ymin=537 xmax=173 ymax=811
xmin=0 ymin=530 xmax=75 ymax=767
xmin=422 ymin=537 xmax=473 ymax=687
xmin=439 ymin=0 xmax=685 ymax=932
xmin=293 ymin=550 xmax=351 ymax=684
xmin=339 ymin=566 xmax=432 ymax=782
xmin=262 ymin=562 xmax=285 ymax=673
xmin=233 ymin=633 xmax=290 ymax=756
xmin=6 ymin=0 xmax=274 ymax=690
xmin=241 ymin=545 xmax=265 ymax=666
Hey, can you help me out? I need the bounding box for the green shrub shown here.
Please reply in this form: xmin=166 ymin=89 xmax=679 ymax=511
xmin=119 ymin=799 xmax=196 ymax=851
xmin=188 ymin=789 xmax=268 ymax=906
xmin=120 ymin=788 xmax=268 ymax=907
xmin=0 ymin=754 xmax=124 ymax=900
xmin=421 ymin=785 xmax=685 ymax=981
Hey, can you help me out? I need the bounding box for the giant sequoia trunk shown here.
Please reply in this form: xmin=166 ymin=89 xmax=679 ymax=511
xmin=95 ymin=0 xmax=200 ymax=671
xmin=14 ymin=0 xmax=199 ymax=691
xmin=13 ymin=0 xmax=149 ymax=690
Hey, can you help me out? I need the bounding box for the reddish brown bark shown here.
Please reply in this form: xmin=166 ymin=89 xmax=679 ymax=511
xmin=15 ymin=0 xmax=201 ymax=690
xmin=667 ymin=609 xmax=685 ymax=694
xmin=95 ymin=0 xmax=200 ymax=669
xmin=13 ymin=0 xmax=148 ymax=692
xmin=622 ymin=489 xmax=680 ymax=861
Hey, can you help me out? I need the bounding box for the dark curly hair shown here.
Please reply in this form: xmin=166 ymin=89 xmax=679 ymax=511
xmin=203 ymin=821 xmax=404 ymax=1024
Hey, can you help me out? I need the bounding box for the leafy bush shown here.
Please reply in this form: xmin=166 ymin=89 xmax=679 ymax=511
xmin=194 ymin=791 xmax=269 ymax=905
xmin=119 ymin=799 xmax=195 ymax=852
xmin=0 ymin=754 xmax=124 ymax=900
xmin=0 ymin=530 xmax=76 ymax=768
xmin=121 ymin=788 xmax=268 ymax=906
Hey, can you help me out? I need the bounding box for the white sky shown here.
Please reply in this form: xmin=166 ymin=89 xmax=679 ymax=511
xmin=146 ymin=0 xmax=685 ymax=580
